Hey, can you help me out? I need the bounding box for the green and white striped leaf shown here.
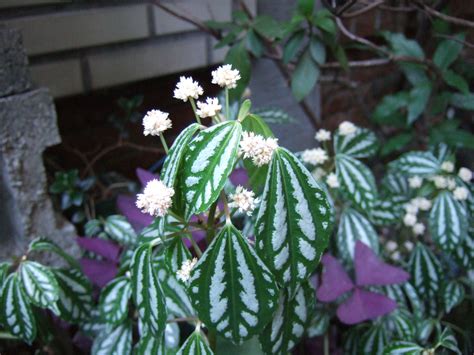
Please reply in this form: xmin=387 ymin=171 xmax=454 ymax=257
xmin=28 ymin=237 xmax=80 ymax=268
xmin=177 ymin=330 xmax=214 ymax=355
xmin=337 ymin=208 xmax=379 ymax=262
xmin=104 ymin=215 xmax=136 ymax=246
xmin=19 ymin=261 xmax=59 ymax=312
xmin=259 ymin=282 xmax=315 ymax=354
xmin=384 ymin=284 xmax=408 ymax=310
xmin=336 ymin=154 xmax=377 ymax=210
xmin=383 ymin=173 xmax=410 ymax=196
xmin=0 ymin=262 xmax=10 ymax=283
xmin=307 ymin=306 xmax=330 ymax=337
xmin=80 ymin=309 xmax=107 ymax=337
xmin=370 ymin=197 xmax=406 ymax=226
xmin=255 ymin=147 xmax=332 ymax=294
xmin=0 ymin=273 xmax=36 ymax=343
xmin=416 ymin=318 xmax=436 ymax=343
xmin=53 ymin=268 xmax=93 ymax=323
xmin=99 ymin=276 xmax=132 ymax=325
xmin=92 ymin=321 xmax=132 ymax=355
xmin=408 ymin=244 xmax=442 ymax=316
xmin=390 ymin=309 xmax=415 ymax=340
xmin=165 ymin=238 xmax=192 ymax=273
xmin=437 ymin=327 xmax=461 ymax=354
xmin=402 ymin=283 xmax=425 ymax=317
xmin=156 ymin=264 xmax=195 ymax=318
xmin=162 ymin=123 xmax=200 ymax=187
xmin=389 ymin=151 xmax=440 ymax=176
xmin=189 ymin=224 xmax=278 ymax=344
xmin=454 ymin=233 xmax=474 ymax=269
xmin=359 ymin=325 xmax=387 ymax=355
xmin=183 ymin=121 xmax=242 ymax=216
xmin=131 ymin=243 xmax=167 ymax=337
xmin=334 ymin=128 xmax=378 ymax=158
xmin=429 ymin=191 xmax=468 ymax=252
xmin=443 ymin=280 xmax=464 ymax=313
xmin=383 ymin=341 xmax=422 ymax=354
xmin=135 ymin=333 xmax=166 ymax=355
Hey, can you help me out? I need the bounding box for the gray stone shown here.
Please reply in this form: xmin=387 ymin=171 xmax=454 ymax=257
xmin=0 ymin=26 xmax=31 ymax=97
xmin=0 ymin=88 xmax=79 ymax=263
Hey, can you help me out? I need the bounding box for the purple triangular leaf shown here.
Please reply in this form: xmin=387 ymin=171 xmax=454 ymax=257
xmin=136 ymin=168 xmax=158 ymax=187
xmin=355 ymin=241 xmax=410 ymax=286
xmin=337 ymin=288 xmax=397 ymax=325
xmin=117 ymin=195 xmax=153 ymax=230
xmin=316 ymin=254 xmax=354 ymax=302
xmin=79 ymin=258 xmax=117 ymax=288
xmin=76 ymin=237 xmax=121 ymax=262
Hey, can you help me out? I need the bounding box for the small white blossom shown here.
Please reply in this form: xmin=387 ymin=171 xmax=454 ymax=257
xmin=412 ymin=197 xmax=432 ymax=211
xmin=408 ymin=176 xmax=423 ymax=189
xmin=441 ymin=161 xmax=454 ymax=172
xmin=405 ymin=202 xmax=418 ymax=215
xmin=229 ymin=186 xmax=259 ymax=216
xmin=326 ymin=173 xmax=340 ymax=188
xmin=136 ymin=179 xmax=174 ymax=217
xmin=338 ymin=121 xmax=357 ymax=136
xmin=453 ymin=186 xmax=469 ymax=201
xmin=433 ymin=175 xmax=448 ymax=189
xmin=403 ymin=213 xmax=417 ymax=227
xmin=391 ymin=251 xmax=401 ymax=261
xmin=301 ymin=148 xmax=328 ymax=166
xmin=404 ymin=241 xmax=414 ymax=251
xmin=447 ymin=177 xmax=457 ymax=191
xmin=315 ymin=129 xmax=331 ymax=142
xmin=239 ymin=131 xmax=278 ymax=167
xmin=173 ymin=76 xmax=203 ymax=102
xmin=211 ymin=64 xmax=241 ymax=89
xmin=196 ymin=97 xmax=221 ymax=118
xmin=142 ymin=110 xmax=172 ymax=136
xmin=312 ymin=167 xmax=326 ymax=180
xmin=412 ymin=223 xmax=425 ymax=235
xmin=386 ymin=240 xmax=398 ymax=252
xmin=176 ymin=258 xmax=198 ymax=282
xmin=458 ymin=167 xmax=472 ymax=182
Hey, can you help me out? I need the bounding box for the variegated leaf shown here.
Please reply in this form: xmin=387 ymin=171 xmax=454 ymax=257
xmin=19 ymin=261 xmax=59 ymax=313
xmin=337 ymin=208 xmax=379 ymax=262
xmin=454 ymin=233 xmax=474 ymax=269
xmin=307 ymin=306 xmax=330 ymax=337
xmin=183 ymin=121 xmax=242 ymax=216
xmin=370 ymin=197 xmax=406 ymax=226
xmin=0 ymin=273 xmax=36 ymax=343
xmin=334 ymin=127 xmax=378 ymax=158
xmin=165 ymin=238 xmax=192 ymax=273
xmin=104 ymin=215 xmax=136 ymax=246
xmin=28 ymin=237 xmax=80 ymax=268
xmin=0 ymin=262 xmax=10 ymax=283
xmin=131 ymin=243 xmax=167 ymax=337
xmin=429 ymin=191 xmax=468 ymax=252
xmin=189 ymin=224 xmax=278 ymax=344
xmin=177 ymin=330 xmax=214 ymax=355
xmin=390 ymin=309 xmax=415 ymax=340
xmin=259 ymin=282 xmax=315 ymax=354
xmin=156 ymin=264 xmax=195 ymax=318
xmin=416 ymin=318 xmax=435 ymax=343
xmin=408 ymin=244 xmax=442 ymax=316
xmin=255 ymin=147 xmax=332 ymax=295
xmin=135 ymin=333 xmax=166 ymax=355
xmin=402 ymin=283 xmax=425 ymax=318
xmin=336 ymin=154 xmax=377 ymax=210
xmin=99 ymin=276 xmax=132 ymax=325
xmin=382 ymin=173 xmax=410 ymax=196
xmin=92 ymin=321 xmax=132 ymax=355
xmin=53 ymin=268 xmax=93 ymax=323
xmin=443 ymin=280 xmax=464 ymax=313
xmin=389 ymin=151 xmax=440 ymax=176
xmin=437 ymin=327 xmax=461 ymax=354
xmin=383 ymin=341 xmax=422 ymax=354
xmin=359 ymin=325 xmax=387 ymax=355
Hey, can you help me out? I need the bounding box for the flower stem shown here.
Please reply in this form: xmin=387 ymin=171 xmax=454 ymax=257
xmin=188 ymin=235 xmax=203 ymax=257
xmin=189 ymin=98 xmax=202 ymax=125
xmin=159 ymin=133 xmax=169 ymax=154
xmin=225 ymin=88 xmax=230 ymax=119
xmin=220 ymin=191 xmax=231 ymax=224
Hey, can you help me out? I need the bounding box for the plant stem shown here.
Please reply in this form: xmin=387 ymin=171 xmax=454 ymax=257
xmin=189 ymin=98 xmax=202 ymax=125
xmin=159 ymin=133 xmax=169 ymax=154
xmin=206 ymin=201 xmax=218 ymax=244
xmin=225 ymin=88 xmax=230 ymax=119
xmin=220 ymin=191 xmax=231 ymax=224
xmin=0 ymin=331 xmax=18 ymax=340
xmin=188 ymin=235 xmax=203 ymax=257
xmin=208 ymin=330 xmax=217 ymax=352
xmin=324 ymin=331 xmax=329 ymax=355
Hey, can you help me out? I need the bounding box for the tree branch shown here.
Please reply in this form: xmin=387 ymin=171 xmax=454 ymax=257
xmin=414 ymin=1 xmax=474 ymax=28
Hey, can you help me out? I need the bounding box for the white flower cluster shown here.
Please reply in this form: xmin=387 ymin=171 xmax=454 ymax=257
xmin=239 ymin=131 xmax=278 ymax=167
xmin=338 ymin=121 xmax=357 ymax=136
xmin=312 ymin=167 xmax=326 ymax=180
xmin=142 ymin=110 xmax=172 ymax=136
xmin=453 ymin=186 xmax=469 ymax=201
xmin=173 ymin=76 xmax=203 ymax=102
xmin=441 ymin=161 xmax=454 ymax=173
xmin=301 ymin=148 xmax=328 ymax=166
xmin=315 ymin=129 xmax=331 ymax=142
xmin=458 ymin=167 xmax=472 ymax=182
xmin=403 ymin=197 xmax=431 ymax=235
xmin=430 ymin=175 xmax=456 ymax=190
xmin=196 ymin=97 xmax=221 ymax=118
xmin=326 ymin=172 xmax=339 ymax=188
xmin=176 ymin=258 xmax=198 ymax=282
xmin=229 ymin=186 xmax=259 ymax=216
xmin=211 ymin=64 xmax=241 ymax=89
xmin=136 ymin=179 xmax=175 ymax=217
xmin=408 ymin=176 xmax=423 ymax=189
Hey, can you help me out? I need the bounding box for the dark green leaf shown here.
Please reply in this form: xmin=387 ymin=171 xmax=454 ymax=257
xmin=309 ymin=37 xmax=326 ymax=65
xmin=442 ymin=69 xmax=469 ymax=94
xmin=450 ymin=92 xmax=474 ymax=110
xmin=253 ymin=15 xmax=282 ymax=40
xmin=433 ymin=33 xmax=465 ymax=70
xmin=246 ymin=29 xmax=264 ymax=57
xmin=225 ymin=42 xmax=251 ymax=100
xmin=282 ymin=31 xmax=305 ymax=64
xmin=291 ymin=50 xmax=320 ymax=101
xmin=380 ymin=133 xmax=414 ymax=156
xmin=298 ymin=0 xmax=314 ymax=16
